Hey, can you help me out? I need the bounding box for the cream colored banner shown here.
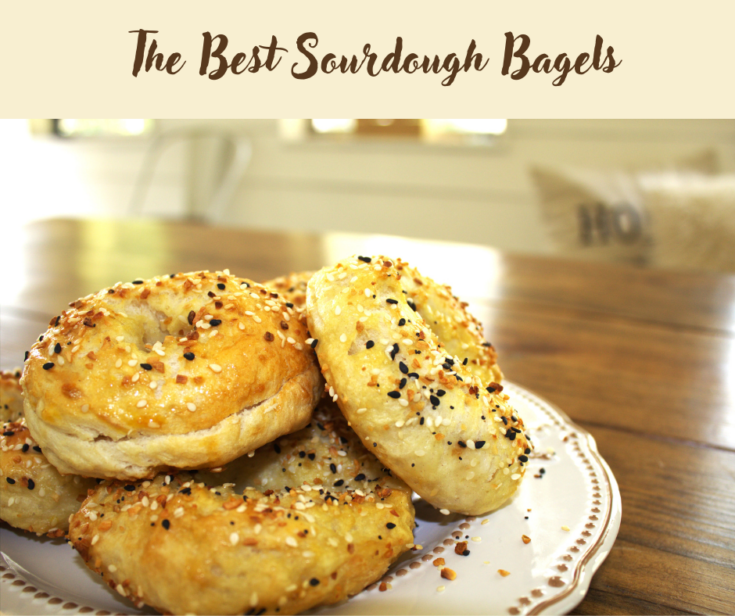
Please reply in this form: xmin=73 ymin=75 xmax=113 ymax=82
xmin=2 ymin=0 xmax=733 ymax=117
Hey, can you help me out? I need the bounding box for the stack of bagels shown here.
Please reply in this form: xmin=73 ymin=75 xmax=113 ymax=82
xmin=1 ymin=257 xmax=532 ymax=615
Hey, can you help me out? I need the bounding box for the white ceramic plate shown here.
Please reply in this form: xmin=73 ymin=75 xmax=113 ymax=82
xmin=0 ymin=383 xmax=621 ymax=615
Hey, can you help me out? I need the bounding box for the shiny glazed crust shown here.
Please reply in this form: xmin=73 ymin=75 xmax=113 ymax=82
xmin=21 ymin=270 xmax=323 ymax=480
xmin=0 ymin=369 xmax=24 ymax=423
xmin=0 ymin=420 xmax=96 ymax=536
xmin=307 ymin=255 xmax=533 ymax=515
xmin=69 ymin=401 xmax=415 ymax=615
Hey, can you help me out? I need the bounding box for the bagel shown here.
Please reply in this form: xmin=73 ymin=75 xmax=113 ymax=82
xmin=1 ymin=420 xmax=97 ymax=536
xmin=21 ymin=270 xmax=323 ymax=480
xmin=69 ymin=400 xmax=415 ymax=615
xmin=262 ymin=271 xmax=313 ymax=327
xmin=306 ymin=255 xmax=533 ymax=515
xmin=1 ymin=369 xmax=23 ymax=423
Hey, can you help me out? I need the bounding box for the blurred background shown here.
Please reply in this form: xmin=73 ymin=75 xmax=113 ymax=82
xmin=2 ymin=119 xmax=734 ymax=273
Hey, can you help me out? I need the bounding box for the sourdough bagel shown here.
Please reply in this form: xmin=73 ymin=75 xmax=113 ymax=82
xmin=69 ymin=400 xmax=414 ymax=615
xmin=1 ymin=420 xmax=96 ymax=536
xmin=307 ymin=255 xmax=532 ymax=515
xmin=1 ymin=369 xmax=23 ymax=423
xmin=22 ymin=270 xmax=323 ymax=480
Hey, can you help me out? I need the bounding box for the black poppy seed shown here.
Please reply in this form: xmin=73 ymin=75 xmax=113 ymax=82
xmin=162 ymin=519 xmax=170 ymax=530
xmin=310 ymin=578 xmax=320 ymax=586
xmin=420 ymin=417 xmax=425 ymax=425
xmin=399 ymin=361 xmax=408 ymax=374
xmin=463 ymin=358 xmax=468 ymax=365
xmin=398 ymin=318 xmax=406 ymax=326
xmin=482 ymin=342 xmax=491 ymax=347
xmin=519 ymin=454 xmax=529 ymax=462
xmin=458 ymin=441 xmax=467 ymax=448
xmin=307 ymin=453 xmax=315 ymax=460
xmin=306 ymin=338 xmax=317 ymax=350
xmin=334 ymin=479 xmax=344 ymax=487
xmin=357 ymin=256 xmax=371 ymax=263
xmin=386 ymin=522 xmax=396 ymax=529
xmin=140 ymin=363 xmax=153 ymax=371
xmin=366 ymin=340 xmax=375 ymax=349
xmin=475 ymin=441 xmax=486 ymax=449
xmin=6 ymin=477 xmax=15 ymax=484
xmin=317 ymin=422 xmax=325 ymax=431
xmin=54 ymin=343 xmax=62 ymax=354
xmin=179 ymin=487 xmax=192 ymax=495
xmin=274 ymin=443 xmax=281 ymax=454
xmin=388 ymin=391 xmax=401 ymax=399
xmin=124 ymin=484 xmax=135 ymax=491
xmin=298 ymin=451 xmax=305 ymax=458
xmin=33 ymin=445 xmax=42 ymax=453
xmin=389 ymin=344 xmax=399 ymax=360
xmin=184 ymin=352 xmax=195 ymax=361
xmin=408 ymin=372 xmax=419 ymax=379
xmin=407 ymin=298 xmax=417 ymax=311
xmin=21 ymin=444 xmax=29 ymax=452
xmin=506 ymin=431 xmax=517 ymax=441
xmin=437 ymin=389 xmax=446 ymax=397
xmin=462 ymin=549 xmax=470 ymax=556
xmin=217 ymin=283 xmax=225 ymax=290
xmin=540 ymin=468 xmax=546 ymax=474
xmin=27 ymin=479 xmax=35 ymax=490
xmin=501 ymin=416 xmax=508 ymax=425
xmin=38 ymin=335 xmax=44 ymax=341
xmin=132 ymin=280 xmax=144 ymax=285
xmin=330 ymin=463 xmax=337 ymax=473
xmin=355 ymin=473 xmax=366 ymax=481
xmin=399 ymin=378 xmax=407 ymax=389
xmin=24 ymin=351 xmax=29 ymax=361
xmin=210 ymin=319 xmax=222 ymax=326
xmin=430 ymin=395 xmax=440 ymax=406
xmin=42 ymin=362 xmax=54 ymax=370
xmin=285 ymin=302 xmax=294 ymax=308
xmin=525 ymin=447 xmax=532 ymax=454
xmin=386 ymin=299 xmax=398 ymax=305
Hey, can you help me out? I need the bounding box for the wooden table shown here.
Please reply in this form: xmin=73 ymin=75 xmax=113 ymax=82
xmin=2 ymin=218 xmax=734 ymax=614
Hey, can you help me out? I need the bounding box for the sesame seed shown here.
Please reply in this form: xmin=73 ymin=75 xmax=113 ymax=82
xmin=187 ymin=403 xmax=196 ymax=412
xmin=137 ymin=400 xmax=147 ymax=408
xmin=562 ymin=525 xmax=570 ymax=531
xmin=285 ymin=536 xmax=298 ymax=547
xmin=340 ymin=334 xmax=347 ymax=343
xmin=230 ymin=532 xmax=239 ymax=546
xmin=209 ymin=364 xmax=222 ymax=373
xmin=439 ymin=509 xmax=450 ymax=515
xmin=335 ymin=306 xmax=341 ymax=315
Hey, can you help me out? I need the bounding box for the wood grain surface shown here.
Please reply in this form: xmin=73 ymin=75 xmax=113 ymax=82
xmin=2 ymin=218 xmax=733 ymax=615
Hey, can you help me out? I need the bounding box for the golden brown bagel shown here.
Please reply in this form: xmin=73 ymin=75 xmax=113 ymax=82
xmin=1 ymin=369 xmax=23 ymax=423
xmin=69 ymin=400 xmax=414 ymax=615
xmin=1 ymin=420 xmax=96 ymax=536
xmin=307 ymin=255 xmax=532 ymax=515
xmin=22 ymin=270 xmax=323 ymax=480
xmin=262 ymin=271 xmax=313 ymax=327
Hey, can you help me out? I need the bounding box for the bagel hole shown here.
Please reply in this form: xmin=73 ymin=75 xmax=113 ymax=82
xmin=127 ymin=301 xmax=194 ymax=348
